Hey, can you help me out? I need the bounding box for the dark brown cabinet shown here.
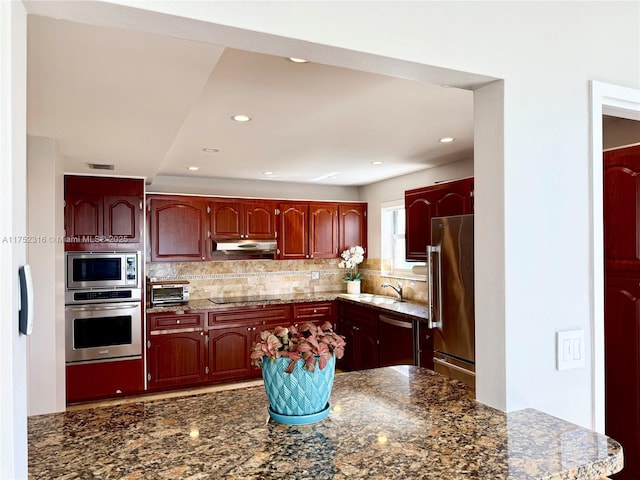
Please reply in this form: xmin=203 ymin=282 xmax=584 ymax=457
xmin=277 ymin=202 xmax=309 ymax=259
xmin=339 ymin=203 xmax=368 ymax=253
xmin=603 ymin=145 xmax=640 ymax=480
xmin=146 ymin=312 xmax=207 ymax=390
xmin=338 ymin=301 xmax=379 ymax=371
xmin=148 ymin=197 xmax=208 ymax=261
xmin=64 ymin=175 xmax=143 ymax=251
xmin=404 ymin=177 xmax=473 ymax=261
xmin=207 ymin=324 xmax=254 ymax=381
xmin=66 ymin=358 xmax=144 ymax=403
xmin=210 ymin=200 xmax=277 ymax=240
xmin=292 ymin=301 xmax=337 ymax=326
xmin=309 ymin=203 xmax=339 ymax=259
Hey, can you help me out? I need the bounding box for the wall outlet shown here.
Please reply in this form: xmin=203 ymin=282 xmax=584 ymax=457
xmin=556 ymin=329 xmax=585 ymax=370
xmin=311 ymin=271 xmax=320 ymax=280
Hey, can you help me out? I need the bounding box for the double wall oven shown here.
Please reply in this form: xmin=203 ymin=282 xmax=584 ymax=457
xmin=65 ymin=251 xmax=142 ymax=364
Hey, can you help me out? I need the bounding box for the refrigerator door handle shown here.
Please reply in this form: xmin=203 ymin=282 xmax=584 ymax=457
xmin=433 ymin=356 xmax=476 ymax=377
xmin=426 ymin=245 xmax=440 ymax=329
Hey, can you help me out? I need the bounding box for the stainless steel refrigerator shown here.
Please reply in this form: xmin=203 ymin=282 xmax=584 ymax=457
xmin=427 ymin=214 xmax=475 ymax=387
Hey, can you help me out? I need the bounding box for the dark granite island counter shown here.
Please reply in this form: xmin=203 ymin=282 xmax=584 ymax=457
xmin=28 ymin=366 xmax=622 ymax=479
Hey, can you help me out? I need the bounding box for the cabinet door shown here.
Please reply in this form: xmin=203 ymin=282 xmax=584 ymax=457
xmin=405 ymin=178 xmax=473 ymax=261
xmin=210 ymin=201 xmax=243 ymax=239
xmin=605 ymin=274 xmax=640 ymax=478
xmin=149 ymin=198 xmax=208 ymax=261
xmin=65 ymin=194 xmax=103 ymax=240
xmin=147 ymin=331 xmax=207 ymax=389
xmin=245 ymin=201 xmax=277 ymax=239
xmin=309 ymin=203 xmax=338 ymax=259
xmin=338 ymin=203 xmax=367 ymax=253
xmin=338 ymin=301 xmax=378 ymax=371
xmin=357 ymin=324 xmax=380 ymax=370
xmin=66 ymin=358 xmax=144 ymax=403
xmin=405 ymin=190 xmax=435 ymax=261
xmin=278 ymin=202 xmax=309 ymax=259
xmin=208 ymin=325 xmax=253 ymax=382
xmin=604 ymin=146 xmax=640 ymax=273
xmin=104 ymin=195 xmax=141 ymax=244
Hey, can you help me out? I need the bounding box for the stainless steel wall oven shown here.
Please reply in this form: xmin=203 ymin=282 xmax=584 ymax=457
xmin=65 ymin=251 xmax=143 ymax=364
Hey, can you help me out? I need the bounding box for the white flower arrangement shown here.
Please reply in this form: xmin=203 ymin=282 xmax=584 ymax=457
xmin=338 ymin=245 xmax=365 ymax=282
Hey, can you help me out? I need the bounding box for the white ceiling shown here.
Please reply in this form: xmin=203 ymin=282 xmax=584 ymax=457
xmin=27 ymin=15 xmax=474 ymax=187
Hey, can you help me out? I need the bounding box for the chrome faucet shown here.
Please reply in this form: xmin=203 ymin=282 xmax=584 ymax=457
xmin=381 ymin=281 xmax=403 ymax=301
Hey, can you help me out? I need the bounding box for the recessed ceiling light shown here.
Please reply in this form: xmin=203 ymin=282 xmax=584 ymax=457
xmin=263 ymin=171 xmax=274 ymax=176
xmin=202 ymin=148 xmax=219 ymax=153
xmin=287 ymin=57 xmax=309 ymax=63
xmin=231 ymin=114 xmax=252 ymax=122
xmin=439 ymin=137 xmax=455 ymax=143
xmin=328 ymin=175 xmax=338 ymax=180
xmin=371 ymin=161 xmax=383 ymax=165
xmin=187 ymin=166 xmax=199 ymax=171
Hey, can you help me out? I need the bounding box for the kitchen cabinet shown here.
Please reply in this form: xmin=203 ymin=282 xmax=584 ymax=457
xmin=64 ymin=175 xmax=143 ymax=251
xmin=209 ymin=199 xmax=277 ymax=240
xmin=277 ymin=202 xmax=343 ymax=260
xmin=208 ymin=304 xmax=292 ymax=381
xmin=405 ymin=177 xmax=473 ymax=261
xmin=148 ymin=196 xmax=209 ymax=261
xmin=146 ymin=312 xmax=207 ymax=390
xmin=339 ymin=203 xmax=368 ymax=253
xmin=66 ymin=358 xmax=144 ymax=403
xmin=378 ymin=313 xmax=415 ymax=367
xmin=338 ymin=301 xmax=378 ymax=371
xmin=292 ymin=300 xmax=337 ymax=326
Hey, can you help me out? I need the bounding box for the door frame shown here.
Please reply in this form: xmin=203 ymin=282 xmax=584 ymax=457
xmin=590 ymin=80 xmax=640 ymax=433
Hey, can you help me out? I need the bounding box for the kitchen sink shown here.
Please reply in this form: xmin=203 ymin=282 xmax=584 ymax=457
xmin=355 ymin=294 xmax=399 ymax=305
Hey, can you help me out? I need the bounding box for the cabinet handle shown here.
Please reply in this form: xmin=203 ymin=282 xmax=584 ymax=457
xmin=313 ymin=309 xmax=317 ymax=314
xmin=176 ymin=320 xmax=180 ymax=324
xmin=247 ymin=327 xmax=251 ymax=331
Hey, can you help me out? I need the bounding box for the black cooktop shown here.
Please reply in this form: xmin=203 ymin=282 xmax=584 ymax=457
xmin=209 ymin=295 xmax=282 ymax=304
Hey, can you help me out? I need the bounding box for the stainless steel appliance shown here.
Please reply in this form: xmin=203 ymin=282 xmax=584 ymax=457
xmin=65 ymin=251 xmax=143 ymax=363
xmin=66 ymin=251 xmax=140 ymax=289
xmin=149 ymin=280 xmax=190 ymax=306
xmin=65 ymin=290 xmax=142 ymax=363
xmin=427 ymin=214 xmax=475 ymax=387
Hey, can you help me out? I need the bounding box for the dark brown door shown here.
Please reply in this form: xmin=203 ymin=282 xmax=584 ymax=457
xmin=147 ymin=331 xmax=207 ymax=389
xmin=604 ymin=144 xmax=640 ymax=479
xmin=208 ymin=325 xmax=251 ymax=382
xmin=278 ymin=202 xmax=308 ymax=259
xmin=104 ymin=195 xmax=140 ymax=244
xmin=65 ymin=194 xmax=103 ymax=240
xmin=210 ymin=201 xmax=243 ymax=239
xmin=245 ymin=201 xmax=277 ymax=239
xmin=338 ymin=203 xmax=367 ymax=253
xmin=310 ymin=203 xmax=338 ymax=259
xmin=149 ymin=198 xmax=208 ymax=261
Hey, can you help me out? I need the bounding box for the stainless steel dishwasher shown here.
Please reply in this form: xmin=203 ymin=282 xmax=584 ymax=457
xmin=378 ymin=314 xmax=417 ymax=367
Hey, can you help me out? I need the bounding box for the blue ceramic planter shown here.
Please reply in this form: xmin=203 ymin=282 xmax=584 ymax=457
xmin=262 ymin=355 xmax=335 ymax=422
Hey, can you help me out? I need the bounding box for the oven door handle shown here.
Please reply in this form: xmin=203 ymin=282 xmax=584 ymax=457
xmin=66 ymin=303 xmax=140 ymax=311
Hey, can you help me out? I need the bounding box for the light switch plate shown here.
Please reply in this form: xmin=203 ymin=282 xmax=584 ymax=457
xmin=311 ymin=271 xmax=320 ymax=280
xmin=556 ymin=329 xmax=585 ymax=370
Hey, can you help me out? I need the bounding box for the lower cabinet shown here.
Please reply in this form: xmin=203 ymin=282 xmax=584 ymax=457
xmin=66 ymin=358 xmax=144 ymax=403
xmin=146 ymin=300 xmax=343 ymax=393
xmin=147 ymin=330 xmax=208 ymax=390
xmin=338 ymin=301 xmax=379 ymax=371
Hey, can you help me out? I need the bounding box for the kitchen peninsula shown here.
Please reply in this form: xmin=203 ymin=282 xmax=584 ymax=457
xmin=28 ymin=366 xmax=622 ymax=479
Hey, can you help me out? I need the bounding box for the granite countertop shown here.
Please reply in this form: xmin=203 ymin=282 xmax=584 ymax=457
xmin=147 ymin=290 xmax=429 ymax=322
xmin=28 ymin=366 xmax=622 ymax=479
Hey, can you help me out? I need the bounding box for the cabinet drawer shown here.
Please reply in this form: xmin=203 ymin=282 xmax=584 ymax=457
xmin=148 ymin=312 xmax=204 ymax=331
xmin=208 ymin=305 xmax=291 ymax=326
xmin=293 ymin=301 xmax=336 ymax=322
xmin=338 ymin=301 xmax=377 ymax=327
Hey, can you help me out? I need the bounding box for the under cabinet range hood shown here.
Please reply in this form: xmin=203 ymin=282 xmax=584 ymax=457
xmin=211 ymin=239 xmax=277 ymax=259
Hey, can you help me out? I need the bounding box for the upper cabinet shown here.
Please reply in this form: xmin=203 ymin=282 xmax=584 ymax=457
xmin=148 ymin=197 xmax=209 ymax=262
xmin=64 ymin=175 xmax=143 ymax=251
xmin=338 ymin=203 xmax=368 ymax=254
xmin=405 ymin=178 xmax=473 ymax=261
xmin=209 ymin=199 xmax=277 ymax=240
xmin=147 ymin=194 xmax=367 ymax=262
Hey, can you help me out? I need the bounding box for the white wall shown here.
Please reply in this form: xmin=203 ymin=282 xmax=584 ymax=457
xmin=27 ymin=136 xmax=66 ymax=415
xmin=0 ymin=1 xmax=28 ymax=478
xmin=20 ymin=0 xmax=640 ymax=431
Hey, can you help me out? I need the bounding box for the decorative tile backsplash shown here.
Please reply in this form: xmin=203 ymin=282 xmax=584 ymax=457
xmin=146 ymin=258 xmax=427 ymax=302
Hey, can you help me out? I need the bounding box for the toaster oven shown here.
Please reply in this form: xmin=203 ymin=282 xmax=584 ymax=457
xmin=149 ymin=280 xmax=190 ymax=306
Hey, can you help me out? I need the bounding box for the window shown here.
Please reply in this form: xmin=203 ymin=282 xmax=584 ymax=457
xmin=381 ymin=201 xmax=425 ymax=280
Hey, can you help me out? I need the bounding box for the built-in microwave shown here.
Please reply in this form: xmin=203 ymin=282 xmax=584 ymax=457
xmin=66 ymin=251 xmax=140 ymax=290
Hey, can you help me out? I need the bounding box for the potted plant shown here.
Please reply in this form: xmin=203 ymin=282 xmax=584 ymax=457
xmin=338 ymin=245 xmax=365 ymax=294
xmin=250 ymin=321 xmax=346 ymax=424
